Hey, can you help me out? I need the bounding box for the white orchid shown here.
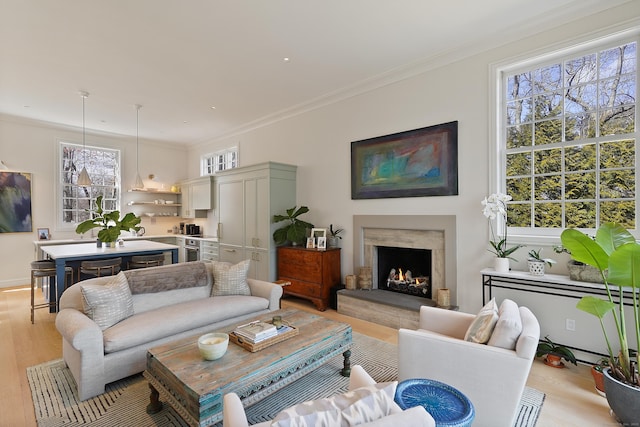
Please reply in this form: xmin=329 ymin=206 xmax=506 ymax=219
xmin=482 ymin=192 xmax=522 ymax=260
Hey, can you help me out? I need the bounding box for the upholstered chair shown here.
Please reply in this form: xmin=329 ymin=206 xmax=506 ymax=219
xmin=398 ymin=303 xmax=540 ymax=427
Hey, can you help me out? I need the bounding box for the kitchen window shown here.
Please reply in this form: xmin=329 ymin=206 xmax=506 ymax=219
xmin=201 ymin=146 xmax=238 ymax=175
xmin=58 ymin=142 xmax=121 ymax=229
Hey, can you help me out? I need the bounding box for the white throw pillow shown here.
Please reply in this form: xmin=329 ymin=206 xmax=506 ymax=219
xmin=211 ymin=259 xmax=251 ymax=296
xmin=271 ymin=382 xmax=400 ymax=427
xmin=464 ymin=297 xmax=499 ymax=344
xmin=80 ymin=271 xmax=134 ymax=330
xmin=488 ymin=299 xmax=523 ymax=350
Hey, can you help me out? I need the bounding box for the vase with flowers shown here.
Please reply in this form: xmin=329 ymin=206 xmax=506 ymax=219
xmin=482 ymin=192 xmax=523 ymax=272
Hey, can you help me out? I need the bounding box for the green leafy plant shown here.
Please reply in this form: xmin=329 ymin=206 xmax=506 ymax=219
xmin=75 ymin=195 xmax=142 ymax=243
xmin=272 ymin=206 xmax=314 ymax=246
xmin=329 ymin=224 xmax=344 ymax=239
xmin=536 ymin=335 xmax=577 ymax=365
xmin=561 ymin=222 xmax=640 ymax=386
xmin=528 ymin=248 xmax=556 ymax=268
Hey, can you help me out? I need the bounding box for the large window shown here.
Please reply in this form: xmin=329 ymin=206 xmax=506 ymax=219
xmin=60 ymin=142 xmax=121 ymax=226
xmin=201 ymin=146 xmax=238 ymax=175
xmin=501 ymin=39 xmax=637 ymax=235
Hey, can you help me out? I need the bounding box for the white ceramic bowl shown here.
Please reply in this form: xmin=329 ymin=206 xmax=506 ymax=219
xmin=197 ymin=333 xmax=229 ymax=360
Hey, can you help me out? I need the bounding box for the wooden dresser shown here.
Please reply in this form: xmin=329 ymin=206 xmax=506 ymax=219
xmin=277 ymin=246 xmax=341 ymax=311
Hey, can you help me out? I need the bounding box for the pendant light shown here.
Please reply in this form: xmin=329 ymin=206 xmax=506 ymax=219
xmin=132 ymin=104 xmax=144 ymax=190
xmin=77 ymin=91 xmax=92 ymax=187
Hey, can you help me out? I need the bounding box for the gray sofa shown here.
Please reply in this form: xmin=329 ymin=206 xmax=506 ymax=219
xmin=55 ymin=260 xmax=283 ymax=401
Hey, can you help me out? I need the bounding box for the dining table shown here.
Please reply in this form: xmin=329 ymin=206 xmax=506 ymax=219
xmin=40 ymin=239 xmax=179 ymax=312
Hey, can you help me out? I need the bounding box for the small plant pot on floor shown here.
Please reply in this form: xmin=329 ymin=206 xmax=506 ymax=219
xmin=544 ymin=354 xmax=564 ymax=368
xmin=591 ymin=366 xmax=606 ymax=396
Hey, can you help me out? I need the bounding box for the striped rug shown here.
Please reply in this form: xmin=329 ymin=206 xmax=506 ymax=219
xmin=27 ymin=333 xmax=543 ymax=426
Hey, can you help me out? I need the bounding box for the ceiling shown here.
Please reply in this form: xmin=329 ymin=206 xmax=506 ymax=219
xmin=0 ymin=0 xmax=630 ymax=146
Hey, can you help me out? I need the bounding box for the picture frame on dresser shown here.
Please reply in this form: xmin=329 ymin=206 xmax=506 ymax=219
xmin=316 ymin=236 xmax=327 ymax=250
xmin=306 ymin=237 xmax=315 ymax=249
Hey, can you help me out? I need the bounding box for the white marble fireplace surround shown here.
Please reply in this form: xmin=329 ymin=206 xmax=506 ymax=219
xmin=353 ymin=215 xmax=457 ymax=305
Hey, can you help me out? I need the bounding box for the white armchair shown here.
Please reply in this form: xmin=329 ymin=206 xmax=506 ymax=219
xmin=223 ymin=365 xmax=435 ymax=427
xmin=398 ymin=304 xmax=540 ymax=427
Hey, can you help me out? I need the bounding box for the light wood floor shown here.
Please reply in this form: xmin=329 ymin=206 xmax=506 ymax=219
xmin=0 ymin=286 xmax=619 ymax=427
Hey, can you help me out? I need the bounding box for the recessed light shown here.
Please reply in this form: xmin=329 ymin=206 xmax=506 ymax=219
xmin=283 ymin=57 xmax=290 ymax=62
xmin=183 ymin=121 xmax=188 ymax=124
xmin=210 ymin=106 xmax=216 ymax=110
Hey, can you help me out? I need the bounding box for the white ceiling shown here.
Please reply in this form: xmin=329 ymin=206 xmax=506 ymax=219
xmin=0 ymin=0 xmax=630 ymax=146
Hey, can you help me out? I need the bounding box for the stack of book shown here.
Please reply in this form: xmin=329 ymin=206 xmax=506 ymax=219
xmin=233 ymin=321 xmax=278 ymax=344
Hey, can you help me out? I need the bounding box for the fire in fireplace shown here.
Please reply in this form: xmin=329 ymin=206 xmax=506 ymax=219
xmin=377 ymin=246 xmax=431 ymax=299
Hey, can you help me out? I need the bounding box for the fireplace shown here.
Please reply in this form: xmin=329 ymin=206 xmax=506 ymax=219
xmin=377 ymin=246 xmax=431 ymax=299
xmin=353 ymin=215 xmax=457 ymax=302
xmin=340 ymin=215 xmax=457 ymax=329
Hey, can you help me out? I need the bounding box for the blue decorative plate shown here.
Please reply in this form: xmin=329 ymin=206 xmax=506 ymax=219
xmin=394 ymin=379 xmax=475 ymax=427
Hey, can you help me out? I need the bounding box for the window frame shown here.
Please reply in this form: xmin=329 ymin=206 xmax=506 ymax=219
xmin=56 ymin=141 xmax=122 ymax=232
xmin=201 ymin=146 xmax=239 ymax=176
xmin=491 ymin=30 xmax=640 ymax=243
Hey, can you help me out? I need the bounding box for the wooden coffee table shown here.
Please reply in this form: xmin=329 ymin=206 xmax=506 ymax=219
xmin=143 ymin=308 xmax=353 ymax=426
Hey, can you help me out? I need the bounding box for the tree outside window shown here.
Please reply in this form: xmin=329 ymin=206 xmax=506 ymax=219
xmin=60 ymin=142 xmax=121 ymax=225
xmin=503 ymin=41 xmax=637 ymax=233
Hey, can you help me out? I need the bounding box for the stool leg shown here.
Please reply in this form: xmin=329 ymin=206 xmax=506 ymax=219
xmin=30 ymin=272 xmax=35 ymax=324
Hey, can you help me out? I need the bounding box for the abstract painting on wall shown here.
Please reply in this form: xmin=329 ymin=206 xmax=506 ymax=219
xmin=351 ymin=121 xmax=458 ymax=199
xmin=0 ymin=172 xmax=33 ymax=233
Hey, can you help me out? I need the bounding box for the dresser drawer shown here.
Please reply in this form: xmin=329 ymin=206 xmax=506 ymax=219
xmin=281 ymin=278 xmax=322 ymax=298
xmin=277 ymin=250 xmax=322 ymax=282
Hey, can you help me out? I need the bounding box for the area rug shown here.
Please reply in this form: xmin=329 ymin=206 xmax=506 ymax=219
xmin=27 ymin=333 xmax=544 ymax=427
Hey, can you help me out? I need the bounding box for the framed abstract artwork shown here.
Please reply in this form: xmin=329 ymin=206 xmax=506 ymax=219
xmin=0 ymin=172 xmax=33 ymax=233
xmin=351 ymin=121 xmax=458 ymax=199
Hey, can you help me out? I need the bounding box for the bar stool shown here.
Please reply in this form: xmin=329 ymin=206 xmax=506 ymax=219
xmin=127 ymin=253 xmax=165 ymax=269
xmin=80 ymin=257 xmax=122 ymax=278
xmin=30 ymin=260 xmax=73 ymax=324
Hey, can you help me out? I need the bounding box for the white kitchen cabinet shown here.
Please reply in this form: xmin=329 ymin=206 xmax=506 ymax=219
xmin=201 ymin=240 xmax=219 ymax=261
xmin=216 ymin=162 xmax=296 ymax=281
xmin=180 ymin=176 xmax=214 ymax=218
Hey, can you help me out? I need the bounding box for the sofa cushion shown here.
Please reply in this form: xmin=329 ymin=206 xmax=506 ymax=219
xmin=464 ymin=297 xmax=498 ymax=344
xmin=488 ymin=299 xmax=522 ymax=350
xmin=103 ymin=295 xmax=269 ymax=353
xmin=80 ymin=272 xmax=134 ymax=330
xmin=211 ymin=260 xmax=251 ymax=296
xmin=271 ymin=382 xmax=400 ymax=427
xmin=124 ymin=261 xmax=210 ymax=294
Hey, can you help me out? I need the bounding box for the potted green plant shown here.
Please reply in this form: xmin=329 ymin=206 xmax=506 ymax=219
xmin=328 ymin=224 xmax=344 ymax=248
xmin=75 ymin=195 xmax=142 ymax=246
xmin=591 ymin=357 xmax=610 ymax=396
xmin=561 ymin=222 xmax=640 ymax=423
xmin=527 ymin=248 xmax=556 ymax=276
xmin=272 ymin=206 xmax=314 ymax=246
xmin=536 ymin=335 xmax=577 ymax=368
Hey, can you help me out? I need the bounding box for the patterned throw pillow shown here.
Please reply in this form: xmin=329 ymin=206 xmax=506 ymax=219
xmin=211 ymin=259 xmax=251 ymax=296
xmin=270 ymin=382 xmax=400 ymax=427
xmin=464 ymin=297 xmax=499 ymax=344
xmin=80 ymin=271 xmax=134 ymax=330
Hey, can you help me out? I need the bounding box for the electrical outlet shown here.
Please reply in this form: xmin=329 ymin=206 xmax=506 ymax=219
xmin=566 ymin=318 xmax=576 ymax=331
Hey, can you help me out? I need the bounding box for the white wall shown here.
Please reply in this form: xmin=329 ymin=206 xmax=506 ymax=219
xmin=186 ymin=3 xmax=639 ymax=356
xmin=0 ymin=117 xmax=188 ymax=287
